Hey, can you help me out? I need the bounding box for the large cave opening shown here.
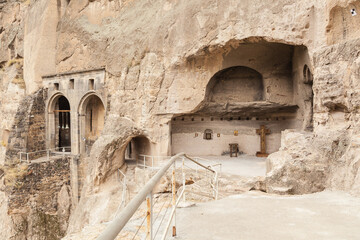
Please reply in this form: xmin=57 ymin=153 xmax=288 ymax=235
xmin=171 ymin=41 xmax=313 ymax=157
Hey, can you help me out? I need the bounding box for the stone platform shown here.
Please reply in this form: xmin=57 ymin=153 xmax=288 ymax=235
xmin=174 ymin=191 xmax=360 ymax=240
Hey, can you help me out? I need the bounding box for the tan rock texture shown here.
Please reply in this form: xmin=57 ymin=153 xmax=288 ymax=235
xmin=0 ymin=0 xmax=359 ymax=239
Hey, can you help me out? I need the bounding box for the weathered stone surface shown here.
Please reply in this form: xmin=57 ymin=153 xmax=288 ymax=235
xmin=2 ymin=157 xmax=71 ymax=240
xmin=266 ymin=39 xmax=360 ymax=195
xmin=0 ymin=0 xmax=359 ymax=239
xmin=5 ymin=88 xmax=47 ymax=164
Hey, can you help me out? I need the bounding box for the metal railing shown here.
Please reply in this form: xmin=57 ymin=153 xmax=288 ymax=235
xmin=137 ymin=155 xmax=172 ymax=169
xmin=180 ymin=155 xmax=219 ymax=201
xmin=96 ymin=153 xmax=219 ymax=240
xmin=18 ymin=146 xmax=72 ymax=163
xmin=114 ymin=169 xmax=128 ymax=217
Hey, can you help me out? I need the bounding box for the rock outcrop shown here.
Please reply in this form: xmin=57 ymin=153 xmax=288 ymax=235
xmin=0 ymin=0 xmax=359 ymax=239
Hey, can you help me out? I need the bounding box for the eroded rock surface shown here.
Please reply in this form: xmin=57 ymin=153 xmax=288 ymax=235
xmin=0 ymin=0 xmax=359 ymax=239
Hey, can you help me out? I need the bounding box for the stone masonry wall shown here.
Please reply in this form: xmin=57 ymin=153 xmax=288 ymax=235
xmin=5 ymin=157 xmax=71 ymax=240
xmin=26 ymin=89 xmax=47 ymax=157
xmin=5 ymin=89 xmax=47 ymax=163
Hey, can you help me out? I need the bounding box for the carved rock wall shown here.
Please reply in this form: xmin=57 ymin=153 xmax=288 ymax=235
xmin=0 ymin=0 xmax=359 ymax=239
xmin=266 ymin=38 xmax=360 ymax=195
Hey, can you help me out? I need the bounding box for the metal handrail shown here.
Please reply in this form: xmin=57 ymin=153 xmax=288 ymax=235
xmin=96 ymin=152 xmax=184 ymax=240
xmin=18 ymin=146 xmax=72 ymax=163
xmin=137 ymin=154 xmax=172 ymax=169
xmin=117 ymin=169 xmax=127 ymax=210
xmin=184 ymin=154 xmax=215 ymax=173
xmin=96 ymin=153 xmax=219 ymax=240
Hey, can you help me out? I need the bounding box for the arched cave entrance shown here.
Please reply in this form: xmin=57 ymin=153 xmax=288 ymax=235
xmin=124 ymin=136 xmax=152 ymax=161
xmin=171 ymin=41 xmax=312 ymax=157
xmin=52 ymin=96 xmax=71 ymax=151
xmin=79 ymin=94 xmax=105 ymax=155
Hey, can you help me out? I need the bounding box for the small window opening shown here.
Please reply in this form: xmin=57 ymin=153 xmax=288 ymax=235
xmin=89 ymin=79 xmax=95 ymax=90
xmin=303 ymin=65 xmax=313 ymax=84
xmin=191 ymin=118 xmax=195 ymax=121
xmin=69 ymin=79 xmax=74 ymax=89
xmin=210 ymin=117 xmax=214 ymax=121
xmin=90 ymin=109 xmax=93 ymax=132
xmin=203 ymin=129 xmax=213 ymax=140
xmin=54 ymin=83 xmax=59 ymax=90
xmin=201 ymin=118 xmax=204 ymax=121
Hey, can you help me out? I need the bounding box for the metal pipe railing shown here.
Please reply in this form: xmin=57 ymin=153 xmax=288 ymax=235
xmin=18 ymin=146 xmax=72 ymax=163
xmin=96 ymin=153 xmax=219 ymax=240
xmin=96 ymin=152 xmax=185 ymax=240
xmin=184 ymin=154 xmax=215 ymax=173
xmin=137 ymin=154 xmax=172 ymax=169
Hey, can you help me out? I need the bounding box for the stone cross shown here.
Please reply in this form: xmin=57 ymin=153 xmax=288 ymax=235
xmin=256 ymin=125 xmax=271 ymax=157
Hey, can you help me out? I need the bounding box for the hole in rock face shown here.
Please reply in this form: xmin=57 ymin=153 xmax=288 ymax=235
xmin=351 ymin=8 xmax=357 ymax=16
xmin=124 ymin=136 xmax=152 ymax=161
xmin=69 ymin=79 xmax=74 ymax=89
xmin=89 ymin=79 xmax=94 ymax=90
xmin=170 ymin=41 xmax=310 ymax=156
xmin=303 ymin=65 xmax=313 ymax=84
xmin=203 ymin=129 xmax=213 ymax=140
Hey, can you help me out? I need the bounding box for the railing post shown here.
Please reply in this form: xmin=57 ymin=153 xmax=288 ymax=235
xmin=172 ymin=161 xmax=176 ymax=237
xmin=27 ymin=153 xmax=29 ymax=163
xmin=47 ymin=150 xmax=50 ymax=161
xmin=151 ymin=156 xmax=154 ymax=168
xmin=146 ymin=192 xmax=153 ymax=240
xmin=182 ymin=157 xmax=186 ymax=202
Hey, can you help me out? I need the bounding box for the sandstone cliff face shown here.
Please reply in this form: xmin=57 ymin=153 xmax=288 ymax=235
xmin=0 ymin=0 xmax=359 ymax=239
xmin=266 ymin=38 xmax=360 ymax=195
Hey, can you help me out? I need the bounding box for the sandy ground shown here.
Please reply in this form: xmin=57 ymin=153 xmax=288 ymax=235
xmin=63 ymin=155 xmax=360 ymax=240
xmin=173 ymin=191 xmax=360 ymax=240
xmin=198 ymin=155 xmax=266 ymax=177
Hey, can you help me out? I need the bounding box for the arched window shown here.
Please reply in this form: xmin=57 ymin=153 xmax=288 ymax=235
xmin=303 ymin=65 xmax=313 ymax=84
xmin=78 ymin=94 xmax=105 ymax=154
xmin=203 ymin=129 xmax=213 ymax=140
